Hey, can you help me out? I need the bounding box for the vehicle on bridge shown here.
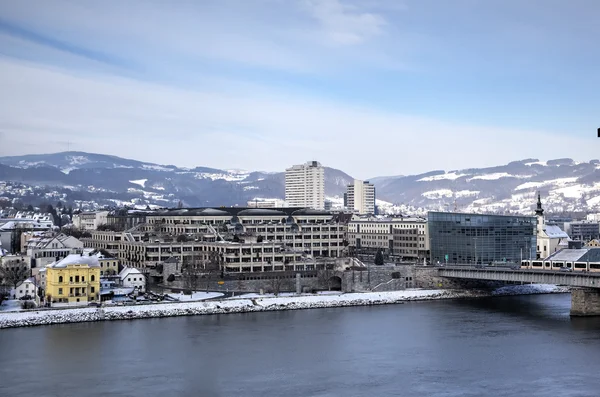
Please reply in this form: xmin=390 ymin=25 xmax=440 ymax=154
xmin=521 ymin=259 xmax=600 ymax=272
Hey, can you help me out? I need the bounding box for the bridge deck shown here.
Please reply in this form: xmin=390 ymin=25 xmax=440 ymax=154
xmin=438 ymin=266 xmax=600 ymax=288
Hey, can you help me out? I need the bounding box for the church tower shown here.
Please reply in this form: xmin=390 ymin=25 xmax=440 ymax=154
xmin=535 ymin=192 xmax=545 ymax=259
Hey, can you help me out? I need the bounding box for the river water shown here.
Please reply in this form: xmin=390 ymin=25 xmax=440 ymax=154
xmin=2 ymin=294 xmax=600 ymax=397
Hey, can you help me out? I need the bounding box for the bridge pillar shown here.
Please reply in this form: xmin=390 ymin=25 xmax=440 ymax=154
xmin=570 ymin=288 xmax=600 ymax=316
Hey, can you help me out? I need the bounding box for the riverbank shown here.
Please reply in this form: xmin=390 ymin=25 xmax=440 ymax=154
xmin=0 ymin=285 xmax=569 ymax=329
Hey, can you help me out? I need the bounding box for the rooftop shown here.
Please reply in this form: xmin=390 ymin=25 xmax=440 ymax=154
xmin=48 ymin=253 xmax=100 ymax=268
xmin=544 ymin=225 xmax=569 ymax=239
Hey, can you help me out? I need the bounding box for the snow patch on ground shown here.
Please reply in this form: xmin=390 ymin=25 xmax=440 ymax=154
xmin=515 ymin=177 xmax=579 ymax=191
xmin=454 ymin=190 xmax=480 ymax=197
xmin=418 ymin=172 xmax=468 ymax=182
xmin=422 ymin=189 xmax=454 ymax=199
xmin=525 ymin=160 xmax=547 ymax=166
xmin=587 ymin=196 xmax=600 ymax=207
xmin=129 ymin=179 xmax=148 ymax=188
xmin=468 ymin=173 xmax=529 ymax=181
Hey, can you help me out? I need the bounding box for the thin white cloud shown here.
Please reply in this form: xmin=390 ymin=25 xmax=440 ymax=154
xmin=302 ymin=0 xmax=387 ymax=45
xmin=0 ymin=58 xmax=592 ymax=180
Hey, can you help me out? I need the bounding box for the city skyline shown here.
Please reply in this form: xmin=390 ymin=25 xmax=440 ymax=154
xmin=0 ymin=0 xmax=599 ymax=179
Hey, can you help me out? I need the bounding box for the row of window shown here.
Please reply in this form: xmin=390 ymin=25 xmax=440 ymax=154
xmin=57 ymin=275 xmax=96 ymax=283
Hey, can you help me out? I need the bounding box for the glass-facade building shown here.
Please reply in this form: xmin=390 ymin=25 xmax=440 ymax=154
xmin=428 ymin=212 xmax=537 ymax=265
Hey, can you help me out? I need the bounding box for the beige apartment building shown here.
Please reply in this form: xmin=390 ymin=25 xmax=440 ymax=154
xmin=347 ymin=215 xmax=429 ymax=262
xmin=285 ymin=161 xmax=325 ymax=210
xmin=346 ymin=180 xmax=375 ymax=215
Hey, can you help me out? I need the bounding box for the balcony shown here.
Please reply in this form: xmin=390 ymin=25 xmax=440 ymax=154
xmin=69 ymin=281 xmax=88 ymax=286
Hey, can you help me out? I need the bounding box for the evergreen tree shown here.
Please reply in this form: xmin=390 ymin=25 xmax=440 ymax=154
xmin=375 ymin=249 xmax=384 ymax=266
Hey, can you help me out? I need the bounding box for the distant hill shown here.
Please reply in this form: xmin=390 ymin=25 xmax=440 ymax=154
xmin=0 ymin=152 xmax=599 ymax=214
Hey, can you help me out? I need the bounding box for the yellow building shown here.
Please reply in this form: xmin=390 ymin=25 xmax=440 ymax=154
xmin=45 ymin=254 xmax=101 ymax=304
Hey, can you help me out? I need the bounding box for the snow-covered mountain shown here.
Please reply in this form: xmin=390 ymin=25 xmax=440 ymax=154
xmin=372 ymin=158 xmax=600 ymax=215
xmin=0 ymin=152 xmax=599 ymax=215
xmin=0 ymin=152 xmax=352 ymax=208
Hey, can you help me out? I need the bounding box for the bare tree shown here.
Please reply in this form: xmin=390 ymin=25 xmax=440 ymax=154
xmin=267 ymin=272 xmax=293 ymax=296
xmin=203 ymin=258 xmax=221 ymax=293
xmin=317 ymin=264 xmax=335 ymax=291
xmin=0 ymin=263 xmax=30 ymax=290
xmin=181 ymin=256 xmax=201 ymax=295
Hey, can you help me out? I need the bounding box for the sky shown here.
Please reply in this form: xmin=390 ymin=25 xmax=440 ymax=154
xmin=0 ymin=0 xmax=598 ymax=179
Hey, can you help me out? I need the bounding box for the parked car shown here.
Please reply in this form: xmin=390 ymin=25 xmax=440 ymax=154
xmin=560 ymin=267 xmax=573 ymax=272
xmin=88 ymin=302 xmax=101 ymax=307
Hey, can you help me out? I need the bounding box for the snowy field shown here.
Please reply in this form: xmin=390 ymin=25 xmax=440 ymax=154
xmin=0 ymin=285 xmax=569 ymax=329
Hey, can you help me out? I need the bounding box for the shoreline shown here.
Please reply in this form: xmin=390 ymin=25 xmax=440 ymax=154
xmin=0 ymin=286 xmax=570 ymax=329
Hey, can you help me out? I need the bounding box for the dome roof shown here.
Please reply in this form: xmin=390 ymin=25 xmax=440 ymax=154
xmin=237 ymin=209 xmax=287 ymax=216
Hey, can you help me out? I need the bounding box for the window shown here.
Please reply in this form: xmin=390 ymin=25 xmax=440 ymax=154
xmin=75 ymin=276 xmax=80 ymax=282
xmin=59 ymin=276 xmax=63 ymax=283
xmin=91 ymin=275 xmax=95 ymax=281
xmin=91 ymin=287 xmax=95 ymax=293
xmin=58 ymin=288 xmax=63 ymax=295
xmin=82 ymin=276 xmax=85 ymax=282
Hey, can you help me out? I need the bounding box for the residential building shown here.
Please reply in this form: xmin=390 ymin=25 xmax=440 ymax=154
xmin=534 ymin=194 xmax=570 ymax=259
xmin=587 ymin=213 xmax=600 ymax=222
xmin=119 ymin=267 xmax=146 ymax=292
xmin=45 ymin=254 xmax=101 ymax=304
xmin=285 ymin=161 xmax=325 ymax=210
xmin=26 ymin=233 xmax=84 ymax=268
xmin=428 ymin=211 xmax=537 ymax=264
xmin=13 ymin=278 xmax=36 ymax=300
xmin=0 ymin=216 xmax=54 ymax=254
xmin=347 ymin=215 xmax=429 ymax=261
xmin=564 ymin=221 xmax=600 ymax=241
xmin=72 ymin=211 xmax=109 ymax=231
xmin=587 ymin=239 xmax=600 ymax=247
xmin=346 ymin=180 xmax=375 ymax=215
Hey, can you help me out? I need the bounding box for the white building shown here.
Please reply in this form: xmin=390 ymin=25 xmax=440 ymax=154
xmin=13 ymin=278 xmax=36 ymax=300
xmin=346 ymin=180 xmax=375 ymax=215
xmin=246 ymin=198 xmax=288 ymax=208
xmin=119 ymin=267 xmax=146 ymax=292
xmin=72 ymin=211 xmax=109 ymax=231
xmin=535 ymin=193 xmax=569 ymax=259
xmin=26 ymin=233 xmax=84 ymax=268
xmin=285 ymin=161 xmax=325 ymax=210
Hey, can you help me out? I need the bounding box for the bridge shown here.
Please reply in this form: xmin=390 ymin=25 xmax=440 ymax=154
xmin=438 ymin=266 xmax=600 ymax=316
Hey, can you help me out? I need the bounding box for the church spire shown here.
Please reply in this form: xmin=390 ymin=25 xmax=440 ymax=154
xmin=535 ymin=191 xmax=544 ymax=216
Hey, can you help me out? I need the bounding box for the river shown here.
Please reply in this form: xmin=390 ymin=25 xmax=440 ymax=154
xmin=1 ymin=294 xmax=600 ymax=396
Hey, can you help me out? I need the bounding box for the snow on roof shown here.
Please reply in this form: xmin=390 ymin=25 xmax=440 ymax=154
xmin=49 ymin=254 xmax=100 ymax=268
xmin=544 ymin=225 xmax=569 ymax=239
xmin=119 ymin=267 xmax=142 ymax=281
xmin=545 ymin=249 xmax=589 ymax=262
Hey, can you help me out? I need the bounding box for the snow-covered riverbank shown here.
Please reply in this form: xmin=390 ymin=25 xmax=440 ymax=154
xmin=0 ymin=285 xmax=569 ymax=329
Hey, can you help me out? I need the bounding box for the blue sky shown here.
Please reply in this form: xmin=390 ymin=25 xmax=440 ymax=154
xmin=0 ymin=0 xmax=598 ymax=179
